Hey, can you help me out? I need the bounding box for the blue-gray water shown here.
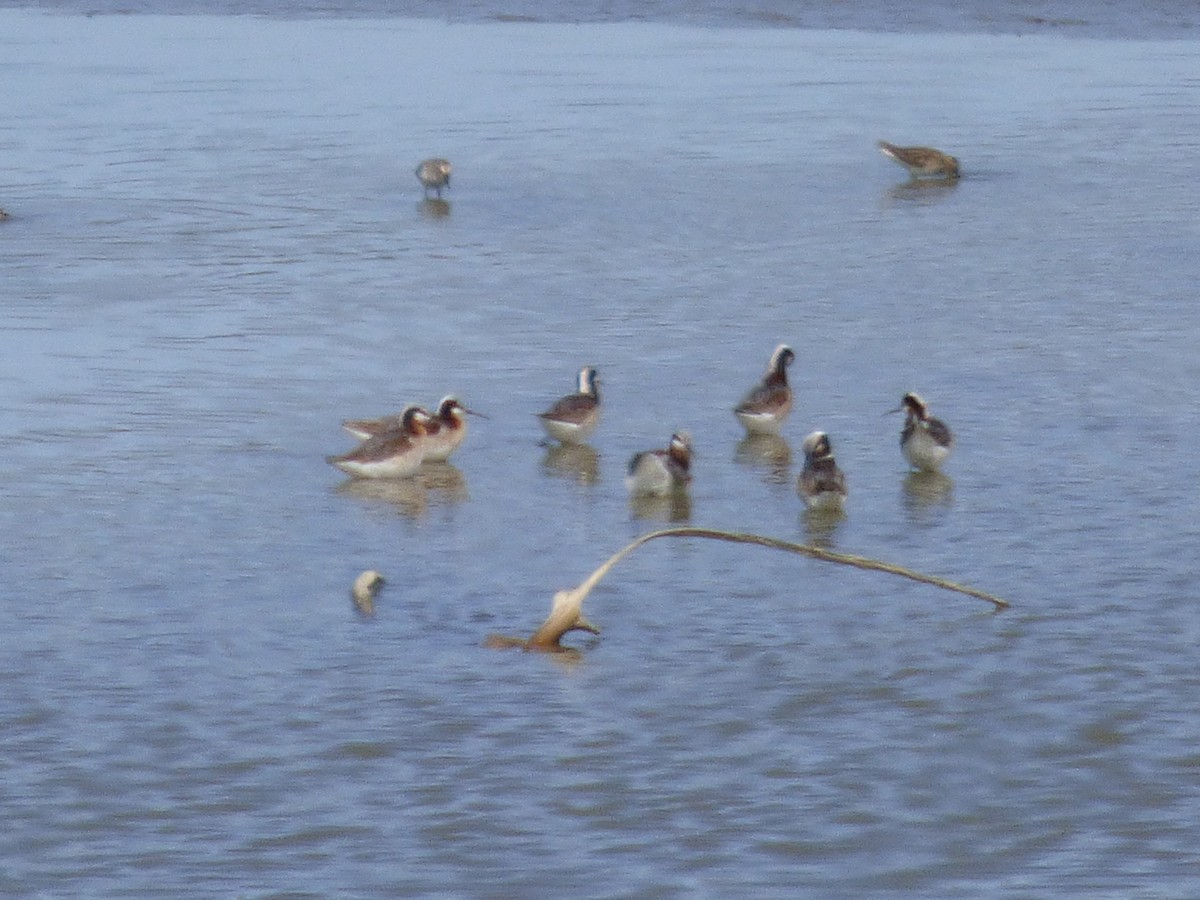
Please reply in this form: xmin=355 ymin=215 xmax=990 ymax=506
xmin=3 ymin=7 xmax=1200 ymax=896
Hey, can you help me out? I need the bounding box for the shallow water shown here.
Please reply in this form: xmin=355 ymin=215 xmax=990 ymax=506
xmin=2 ymin=0 xmax=1197 ymax=40
xmin=2 ymin=9 xmax=1200 ymax=896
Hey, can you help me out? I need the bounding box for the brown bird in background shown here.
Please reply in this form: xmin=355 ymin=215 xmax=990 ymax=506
xmin=415 ymin=157 xmax=452 ymax=197
xmin=878 ymin=141 xmax=960 ymax=178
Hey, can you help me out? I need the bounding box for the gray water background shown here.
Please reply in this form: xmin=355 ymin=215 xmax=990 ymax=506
xmin=2 ymin=5 xmax=1200 ymax=896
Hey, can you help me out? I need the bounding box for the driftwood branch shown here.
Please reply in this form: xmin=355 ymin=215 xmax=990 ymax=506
xmin=485 ymin=526 xmax=1008 ymax=653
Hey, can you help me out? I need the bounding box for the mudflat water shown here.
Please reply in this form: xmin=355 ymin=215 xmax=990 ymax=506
xmin=2 ymin=7 xmax=1200 ymax=896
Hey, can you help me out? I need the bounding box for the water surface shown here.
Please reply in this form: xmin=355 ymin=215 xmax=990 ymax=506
xmin=2 ymin=10 xmax=1199 ymax=896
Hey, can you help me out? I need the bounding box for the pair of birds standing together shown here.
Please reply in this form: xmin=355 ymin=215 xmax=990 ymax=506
xmin=729 ymin=345 xmax=850 ymax=511
xmin=326 ymin=397 xmax=480 ymax=479
xmin=533 ymin=365 xmax=693 ymax=498
xmin=792 ymin=392 xmax=955 ymax=513
xmin=535 ymin=344 xmax=955 ymax=511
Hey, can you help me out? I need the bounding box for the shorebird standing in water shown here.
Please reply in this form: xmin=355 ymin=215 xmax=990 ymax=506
xmin=733 ymin=344 xmax=795 ymax=436
xmin=878 ymin=141 xmax=960 ymax=179
xmin=538 ymin=366 xmax=601 ymax=445
xmin=797 ymin=431 xmax=848 ymax=512
xmin=343 ymin=396 xmax=481 ymax=462
xmin=341 ymin=403 xmax=426 ymax=442
xmin=327 ymin=406 xmax=433 ymax=479
xmin=342 ymin=408 xmax=407 ymax=442
xmin=421 ymin=396 xmax=482 ymax=462
xmin=891 ymin=392 xmax=955 ymax=472
xmin=626 ymin=432 xmax=693 ymax=497
xmin=415 ymin=158 xmax=452 ymax=197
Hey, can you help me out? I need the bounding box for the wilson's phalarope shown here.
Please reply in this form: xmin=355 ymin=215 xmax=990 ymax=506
xmin=415 ymin=158 xmax=452 ymax=197
xmin=878 ymin=141 xmax=960 ymax=179
xmin=626 ymin=431 xmax=693 ymax=497
xmin=422 ymin=396 xmax=483 ymax=462
xmin=891 ymin=392 xmax=955 ymax=472
xmin=797 ymin=431 xmax=848 ymax=511
xmin=342 ymin=411 xmax=406 ymax=442
xmin=345 ymin=397 xmax=481 ymax=462
xmin=538 ymin=366 xmax=600 ymax=445
xmin=327 ymin=406 xmax=433 ymax=479
xmin=734 ymin=344 xmax=795 ymax=435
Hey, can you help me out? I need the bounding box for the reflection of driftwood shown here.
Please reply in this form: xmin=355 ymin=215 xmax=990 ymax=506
xmin=487 ymin=526 xmax=1008 ymax=654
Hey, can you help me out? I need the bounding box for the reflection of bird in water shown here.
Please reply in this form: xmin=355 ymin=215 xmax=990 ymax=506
xmin=419 ymin=460 xmax=469 ymax=503
xmin=626 ymin=432 xmax=692 ymax=497
xmin=419 ymin=198 xmax=450 ymax=218
xmin=887 ymin=176 xmax=960 ymax=204
xmin=630 ymin=489 xmax=692 ymax=524
xmin=891 ymin=392 xmax=955 ymax=473
xmin=415 ymin=157 xmax=451 ymax=197
xmin=327 ymin=406 xmax=433 ymax=479
xmin=902 ymin=470 xmax=954 ymax=517
xmin=538 ymin=366 xmax=601 ymax=445
xmin=334 ymin=465 xmax=468 ymax=515
xmin=801 ymin=507 xmax=843 ymax=548
xmin=878 ymin=141 xmax=960 ymax=179
xmin=541 ymin=443 xmax=600 ymax=485
xmin=734 ymin=433 xmax=792 ymax=485
xmin=336 ymin=477 xmax=428 ymax=519
xmin=734 ymin=344 xmax=795 ymax=435
xmin=797 ymin=431 xmax=847 ymax=512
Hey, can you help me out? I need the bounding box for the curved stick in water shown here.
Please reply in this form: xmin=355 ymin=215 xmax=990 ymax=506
xmin=485 ymin=526 xmax=1007 ymax=653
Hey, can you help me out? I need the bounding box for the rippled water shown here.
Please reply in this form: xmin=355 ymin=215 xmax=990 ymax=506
xmin=3 ymin=8 xmax=1200 ymax=895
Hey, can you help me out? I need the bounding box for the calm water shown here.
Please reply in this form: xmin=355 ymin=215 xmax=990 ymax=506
xmin=2 ymin=7 xmax=1200 ymax=896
